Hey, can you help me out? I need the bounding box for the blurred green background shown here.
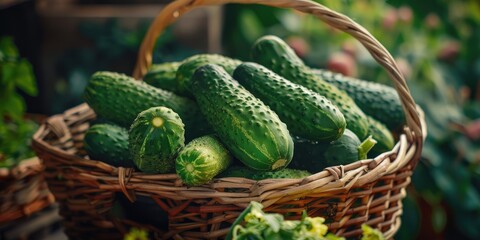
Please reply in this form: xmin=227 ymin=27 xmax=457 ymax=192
xmin=1 ymin=0 xmax=479 ymax=239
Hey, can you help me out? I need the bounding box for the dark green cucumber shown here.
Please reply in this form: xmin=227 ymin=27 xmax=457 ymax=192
xmin=143 ymin=62 xmax=181 ymax=94
xmin=129 ymin=107 xmax=185 ymax=174
xmin=219 ymin=166 xmax=311 ymax=180
xmin=83 ymin=123 xmax=134 ymax=168
xmin=176 ymin=54 xmax=242 ymax=97
xmin=251 ymin=35 xmax=369 ymax=140
xmin=175 ymin=135 xmax=233 ymax=186
xmin=84 ymin=71 xmax=206 ymax=140
xmin=234 ymin=62 xmax=346 ymax=141
xmin=188 ymin=64 xmax=294 ymax=171
xmin=312 ymin=68 xmax=405 ymax=130
xmin=366 ymin=116 xmax=395 ymax=156
xmin=290 ymin=129 xmax=376 ymax=173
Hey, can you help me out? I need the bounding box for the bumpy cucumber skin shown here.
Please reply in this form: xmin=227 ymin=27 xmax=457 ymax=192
xmin=144 ymin=62 xmax=181 ymax=94
xmin=175 ymin=135 xmax=233 ymax=186
xmin=176 ymin=54 xmax=242 ymax=97
xmin=188 ymin=64 xmax=294 ymax=171
xmin=313 ymin=69 xmax=405 ymax=130
xmin=84 ymin=71 xmax=206 ymax=140
xmin=366 ymin=116 xmax=395 ymax=156
xmin=290 ymin=129 xmax=362 ymax=173
xmin=83 ymin=124 xmax=134 ymax=168
xmin=251 ymin=35 xmax=369 ymax=140
xmin=219 ymin=166 xmax=311 ymax=180
xmin=129 ymin=106 xmax=185 ymax=174
xmin=234 ymin=62 xmax=346 ymax=141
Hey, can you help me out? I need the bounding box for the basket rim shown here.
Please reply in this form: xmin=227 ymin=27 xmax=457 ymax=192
xmin=0 ymin=157 xmax=43 ymax=179
xmin=32 ymin=103 xmax=426 ymax=206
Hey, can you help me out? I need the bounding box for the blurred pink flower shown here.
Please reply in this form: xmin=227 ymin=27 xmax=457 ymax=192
xmin=287 ymin=36 xmax=310 ymax=59
xmin=382 ymin=8 xmax=398 ymax=30
xmin=463 ymin=120 xmax=480 ymax=140
xmin=425 ymin=13 xmax=440 ymax=30
xmin=398 ymin=6 xmax=413 ymax=23
xmin=327 ymin=52 xmax=357 ymax=77
xmin=438 ymin=40 xmax=460 ymax=62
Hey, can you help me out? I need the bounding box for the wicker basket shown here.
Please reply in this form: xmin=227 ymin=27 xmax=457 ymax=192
xmin=0 ymin=157 xmax=55 ymax=224
xmin=32 ymin=0 xmax=427 ymax=239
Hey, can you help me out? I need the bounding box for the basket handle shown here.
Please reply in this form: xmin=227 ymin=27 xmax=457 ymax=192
xmin=132 ymin=0 xmax=424 ymax=166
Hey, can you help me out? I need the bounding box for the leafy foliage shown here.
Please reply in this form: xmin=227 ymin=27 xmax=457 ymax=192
xmin=227 ymin=201 xmax=384 ymax=240
xmin=0 ymin=36 xmax=39 ymax=168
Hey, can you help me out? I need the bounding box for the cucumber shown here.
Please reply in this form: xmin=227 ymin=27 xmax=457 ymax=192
xmin=366 ymin=116 xmax=395 ymax=156
xmin=129 ymin=106 xmax=185 ymax=174
xmin=176 ymin=54 xmax=242 ymax=97
xmin=251 ymin=35 xmax=369 ymax=140
xmin=188 ymin=64 xmax=294 ymax=171
xmin=290 ymin=129 xmax=376 ymax=173
xmin=219 ymin=166 xmax=311 ymax=180
xmin=143 ymin=62 xmax=181 ymax=94
xmin=312 ymin=68 xmax=405 ymax=130
xmin=233 ymin=62 xmax=346 ymax=141
xmin=84 ymin=71 xmax=207 ymax=140
xmin=83 ymin=123 xmax=134 ymax=168
xmin=175 ymin=135 xmax=233 ymax=186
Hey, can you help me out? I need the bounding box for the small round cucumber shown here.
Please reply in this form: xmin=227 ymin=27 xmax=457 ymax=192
xmin=176 ymin=135 xmax=233 ymax=186
xmin=129 ymin=106 xmax=185 ymax=174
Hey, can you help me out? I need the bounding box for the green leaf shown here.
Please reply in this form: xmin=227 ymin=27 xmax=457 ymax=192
xmin=0 ymin=92 xmax=25 ymax=119
xmin=239 ymin=10 xmax=263 ymax=43
xmin=361 ymin=224 xmax=385 ymax=240
xmin=13 ymin=60 xmax=37 ymax=96
xmin=0 ymin=36 xmax=19 ymax=58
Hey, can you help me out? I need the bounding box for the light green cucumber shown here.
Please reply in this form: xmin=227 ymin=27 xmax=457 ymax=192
xmin=175 ymin=135 xmax=233 ymax=186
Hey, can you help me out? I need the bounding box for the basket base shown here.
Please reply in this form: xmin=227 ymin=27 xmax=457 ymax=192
xmin=0 ymin=204 xmax=65 ymax=240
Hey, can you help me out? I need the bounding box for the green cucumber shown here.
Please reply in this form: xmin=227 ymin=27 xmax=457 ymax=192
xmin=233 ymin=62 xmax=346 ymax=141
xmin=84 ymin=71 xmax=206 ymax=140
xmin=129 ymin=106 xmax=185 ymax=174
xmin=175 ymin=135 xmax=233 ymax=186
xmin=83 ymin=123 xmax=134 ymax=168
xmin=366 ymin=116 xmax=395 ymax=156
xmin=251 ymin=35 xmax=369 ymax=140
xmin=188 ymin=64 xmax=294 ymax=171
xmin=219 ymin=166 xmax=311 ymax=180
xmin=290 ymin=129 xmax=375 ymax=173
xmin=143 ymin=62 xmax=181 ymax=94
xmin=176 ymin=54 xmax=242 ymax=97
xmin=312 ymin=68 xmax=405 ymax=130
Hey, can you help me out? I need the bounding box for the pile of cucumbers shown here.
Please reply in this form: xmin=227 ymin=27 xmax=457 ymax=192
xmin=82 ymin=35 xmax=404 ymax=187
